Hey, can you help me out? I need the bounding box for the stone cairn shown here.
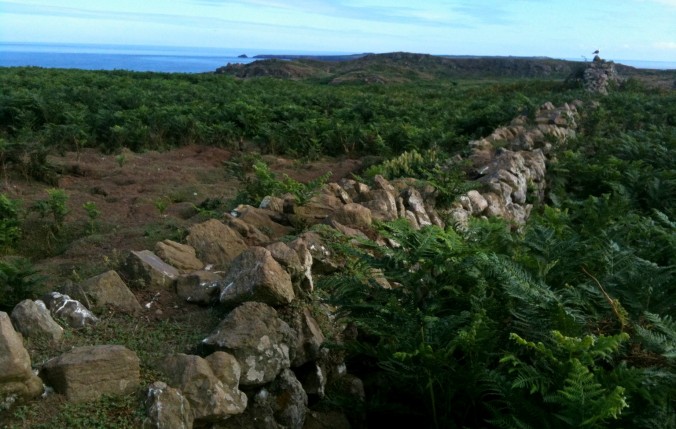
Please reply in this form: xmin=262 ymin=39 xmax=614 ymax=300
xmin=583 ymin=55 xmax=623 ymax=95
xmin=1 ymin=101 xmax=580 ymax=428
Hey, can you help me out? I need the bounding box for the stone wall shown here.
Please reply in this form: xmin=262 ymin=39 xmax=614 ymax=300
xmin=2 ymin=100 xmax=582 ymax=428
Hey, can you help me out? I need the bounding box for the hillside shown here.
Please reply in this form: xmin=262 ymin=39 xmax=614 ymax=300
xmin=0 ymin=59 xmax=674 ymax=428
xmin=217 ymin=51 xmax=676 ymax=87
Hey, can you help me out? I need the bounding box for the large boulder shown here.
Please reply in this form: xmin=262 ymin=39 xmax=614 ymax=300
xmin=154 ymin=240 xmax=204 ymax=272
xmin=158 ymin=352 xmax=247 ymax=423
xmin=122 ymin=250 xmax=179 ymax=290
xmin=42 ymin=292 xmax=98 ymax=329
xmin=10 ymin=299 xmax=64 ymax=342
xmin=218 ymin=247 xmax=295 ymax=306
xmin=142 ymin=381 xmax=193 ymax=429
xmin=64 ymin=270 xmax=142 ymax=314
xmin=0 ymin=312 xmax=43 ymax=409
xmin=186 ymin=219 xmax=248 ymax=270
xmin=40 ymin=345 xmax=140 ymax=403
xmin=202 ymin=302 xmax=297 ymax=386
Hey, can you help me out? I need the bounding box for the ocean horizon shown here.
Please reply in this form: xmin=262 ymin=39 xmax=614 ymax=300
xmin=1 ymin=42 xmax=674 ymax=73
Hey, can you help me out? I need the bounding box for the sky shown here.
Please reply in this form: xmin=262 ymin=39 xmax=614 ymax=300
xmin=1 ymin=0 xmax=675 ymax=61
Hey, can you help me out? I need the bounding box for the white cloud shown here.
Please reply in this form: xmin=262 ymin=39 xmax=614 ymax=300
xmin=654 ymin=41 xmax=676 ymax=50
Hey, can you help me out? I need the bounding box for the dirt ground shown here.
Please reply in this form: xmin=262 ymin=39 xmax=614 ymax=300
xmin=1 ymin=145 xmax=362 ymax=291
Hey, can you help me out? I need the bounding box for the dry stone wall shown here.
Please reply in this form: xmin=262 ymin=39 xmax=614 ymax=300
xmin=2 ymin=100 xmax=581 ymax=427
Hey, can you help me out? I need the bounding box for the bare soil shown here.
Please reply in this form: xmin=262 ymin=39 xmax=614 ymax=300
xmin=1 ymin=145 xmax=362 ymax=293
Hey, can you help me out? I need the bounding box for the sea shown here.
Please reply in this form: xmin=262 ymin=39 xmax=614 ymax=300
xmin=1 ymin=43 xmax=675 ymax=73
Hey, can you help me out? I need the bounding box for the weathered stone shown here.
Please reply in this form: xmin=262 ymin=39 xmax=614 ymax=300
xmin=227 ymin=369 xmax=307 ymax=429
xmin=65 ymin=270 xmax=142 ymax=314
xmin=42 ymin=292 xmax=98 ymax=329
xmin=202 ymin=302 xmax=297 ymax=386
xmin=186 ymin=219 xmax=248 ymax=270
xmin=288 ymin=307 xmax=325 ymax=367
xmin=233 ymin=206 xmax=293 ymax=241
xmin=329 ymin=203 xmax=372 ymax=229
xmin=259 ymin=195 xmax=285 ymax=213
xmin=10 ymin=300 xmax=64 ymax=342
xmin=219 ymin=247 xmax=295 ymax=306
xmin=324 ymin=218 xmax=369 ymax=240
xmin=325 ymin=182 xmax=352 ymax=204
xmin=123 ymin=250 xmax=179 ymax=290
xmin=337 ymin=178 xmax=359 ymax=200
xmin=287 ymin=239 xmax=314 ymax=293
xmin=40 ymin=345 xmax=140 ymax=403
xmin=266 ymin=241 xmax=303 ymax=279
xmin=291 ymin=193 xmax=344 ymax=225
xmin=159 ymin=353 xmax=246 ymax=423
xmin=225 ymin=215 xmax=271 ymax=246
xmin=290 ymin=232 xmax=339 ymax=275
xmin=205 ymin=351 xmax=242 ymax=390
xmin=361 ymin=189 xmax=397 ymax=221
xmin=373 ymin=174 xmax=397 ymax=194
xmin=0 ymin=312 xmax=43 ymax=409
xmin=267 ymin=369 xmax=308 ymax=429
xmin=402 ymin=188 xmax=432 ymax=227
xmin=466 ymin=190 xmax=488 ymax=215
xmin=176 ymin=270 xmax=222 ymax=304
xmin=143 ymin=381 xmax=193 ymax=429
xmin=154 ymin=240 xmax=204 ymax=272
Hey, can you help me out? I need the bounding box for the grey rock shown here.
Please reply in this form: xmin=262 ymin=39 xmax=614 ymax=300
xmin=233 ymin=206 xmax=293 ymax=241
xmin=287 ymin=239 xmax=314 ymax=294
xmin=259 ymin=195 xmax=285 ymax=213
xmin=42 ymin=292 xmax=98 ymax=329
xmin=225 ymin=215 xmax=271 ymax=246
xmin=202 ymin=302 xmax=297 ymax=386
xmin=158 ymin=353 xmax=247 ymax=423
xmin=154 ymin=240 xmax=204 ymax=272
xmin=0 ymin=312 xmax=43 ymax=409
xmin=176 ymin=270 xmax=222 ymax=304
xmin=11 ymin=299 xmax=64 ymax=342
xmin=290 ymin=233 xmax=339 ymax=275
xmin=466 ymin=190 xmax=488 ymax=215
xmin=122 ymin=250 xmax=179 ymax=290
xmin=143 ymin=381 xmax=193 ymax=429
xmin=267 ymin=369 xmax=308 ymax=429
xmin=288 ymin=307 xmax=325 ymax=367
xmin=65 ymin=270 xmax=142 ymax=314
xmin=226 ymin=369 xmax=308 ymax=429
xmin=219 ymin=247 xmax=295 ymax=306
xmin=186 ymin=219 xmax=248 ymax=270
xmin=329 ymin=203 xmax=372 ymax=229
xmin=40 ymin=345 xmax=139 ymax=403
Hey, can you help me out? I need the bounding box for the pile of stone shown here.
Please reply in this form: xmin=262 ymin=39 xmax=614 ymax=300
xmin=583 ymin=56 xmax=623 ymax=95
xmin=449 ymin=101 xmax=580 ymax=227
xmin=0 ymin=100 xmax=580 ymax=428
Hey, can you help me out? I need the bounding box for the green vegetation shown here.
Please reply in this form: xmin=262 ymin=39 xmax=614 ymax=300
xmin=0 ymin=62 xmax=673 ymax=428
xmin=0 ymin=67 xmax=573 ymax=162
xmin=317 ymin=86 xmax=676 ymax=428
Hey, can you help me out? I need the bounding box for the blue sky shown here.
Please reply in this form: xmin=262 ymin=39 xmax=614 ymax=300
xmin=1 ymin=0 xmax=675 ymax=61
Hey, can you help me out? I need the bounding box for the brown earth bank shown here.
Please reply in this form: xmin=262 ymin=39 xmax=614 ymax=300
xmin=1 ymin=145 xmax=362 ymax=290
